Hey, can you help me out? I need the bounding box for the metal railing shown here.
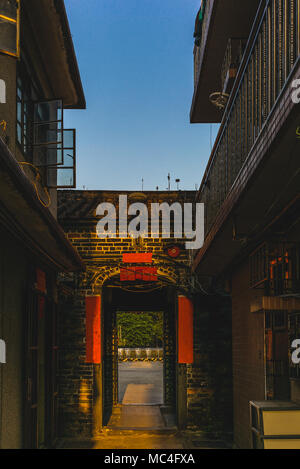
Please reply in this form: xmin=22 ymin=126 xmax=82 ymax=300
xmin=199 ymin=0 xmax=300 ymax=236
xmin=118 ymin=348 xmax=163 ymax=361
xmin=221 ymin=38 xmax=246 ymax=91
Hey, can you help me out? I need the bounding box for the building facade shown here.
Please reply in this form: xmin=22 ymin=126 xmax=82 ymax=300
xmin=191 ymin=0 xmax=300 ymax=448
xmin=57 ymin=190 xmax=197 ymax=437
xmin=56 ymin=186 xmax=232 ymax=441
xmin=0 ymin=0 xmax=85 ymax=448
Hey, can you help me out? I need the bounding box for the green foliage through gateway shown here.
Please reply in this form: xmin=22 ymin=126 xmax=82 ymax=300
xmin=117 ymin=312 xmax=163 ymax=348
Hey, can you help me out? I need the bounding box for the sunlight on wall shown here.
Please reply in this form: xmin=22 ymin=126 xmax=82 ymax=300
xmin=79 ymin=379 xmax=91 ymax=415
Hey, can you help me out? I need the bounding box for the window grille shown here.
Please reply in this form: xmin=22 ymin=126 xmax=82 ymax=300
xmin=250 ymin=243 xmax=300 ymax=296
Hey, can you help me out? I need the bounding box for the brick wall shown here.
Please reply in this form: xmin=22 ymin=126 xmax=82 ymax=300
xmin=58 ymin=280 xmax=95 ymax=437
xmin=187 ymin=295 xmax=233 ymax=438
xmin=231 ymin=259 xmax=265 ymax=448
xmin=57 ymin=190 xmax=198 ymax=437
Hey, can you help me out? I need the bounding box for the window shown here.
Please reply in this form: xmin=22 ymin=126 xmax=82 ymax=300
xmin=46 ymin=129 xmax=76 ymax=189
xmin=17 ymin=76 xmax=31 ymax=157
xmin=32 ymin=100 xmax=76 ymax=188
xmin=33 ymin=99 xmax=64 ymax=167
xmin=0 ymin=0 xmax=20 ymax=57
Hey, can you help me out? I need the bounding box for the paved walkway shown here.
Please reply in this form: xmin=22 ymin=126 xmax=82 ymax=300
xmin=118 ymin=362 xmax=163 ymax=404
xmin=58 ymin=405 xmax=231 ymax=449
xmin=92 ymin=429 xmax=186 ymax=449
xmin=57 ymin=362 xmax=232 ymax=449
xmin=108 ymin=405 xmax=167 ymax=429
xmin=58 ymin=429 xmax=230 ymax=450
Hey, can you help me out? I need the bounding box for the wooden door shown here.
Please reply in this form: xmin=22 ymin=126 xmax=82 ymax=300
xmin=45 ymin=300 xmax=59 ymax=446
xmin=103 ymin=305 xmax=117 ymax=425
xmin=24 ymin=289 xmax=39 ymax=449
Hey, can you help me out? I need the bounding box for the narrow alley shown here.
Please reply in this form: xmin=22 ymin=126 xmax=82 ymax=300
xmin=0 ymin=0 xmax=299 ymax=451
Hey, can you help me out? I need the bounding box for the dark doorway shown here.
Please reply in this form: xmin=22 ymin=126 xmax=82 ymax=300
xmin=265 ymin=310 xmax=290 ymax=400
xmin=117 ymin=311 xmax=164 ymax=405
xmin=102 ymin=284 xmax=177 ymax=428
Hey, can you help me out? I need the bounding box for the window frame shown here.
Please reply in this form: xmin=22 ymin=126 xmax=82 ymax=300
xmin=46 ymin=128 xmax=77 ymax=189
xmin=32 ymin=98 xmax=64 ymax=168
xmin=0 ymin=0 xmax=20 ymax=58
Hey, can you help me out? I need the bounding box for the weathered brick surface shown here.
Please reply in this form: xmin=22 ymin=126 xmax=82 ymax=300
xmin=57 ymin=190 xmax=200 ymax=437
xmin=231 ymin=259 xmax=265 ymax=448
xmin=187 ymin=296 xmax=233 ymax=437
xmin=58 ymin=283 xmax=94 ymax=437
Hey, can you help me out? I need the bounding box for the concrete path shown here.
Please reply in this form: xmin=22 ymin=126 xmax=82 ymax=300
xmin=108 ymin=405 xmax=166 ymax=430
xmin=57 ymin=430 xmax=231 ymax=450
xmin=92 ymin=430 xmax=186 ymax=449
xmin=57 ymin=363 xmax=232 ymax=449
xmin=118 ymin=362 xmax=163 ymax=404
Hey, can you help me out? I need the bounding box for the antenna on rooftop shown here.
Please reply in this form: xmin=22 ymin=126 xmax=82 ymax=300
xmin=167 ymin=173 xmax=171 ymax=191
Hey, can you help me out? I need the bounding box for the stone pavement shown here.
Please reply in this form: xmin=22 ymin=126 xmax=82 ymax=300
xmin=57 ymin=363 xmax=232 ymax=449
xmin=57 ymin=429 xmax=230 ymax=449
xmin=57 ymin=405 xmax=231 ymax=449
xmin=108 ymin=405 xmax=167 ymax=429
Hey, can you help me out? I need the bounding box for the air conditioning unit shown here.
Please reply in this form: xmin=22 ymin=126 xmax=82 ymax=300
xmin=250 ymin=401 xmax=300 ymax=449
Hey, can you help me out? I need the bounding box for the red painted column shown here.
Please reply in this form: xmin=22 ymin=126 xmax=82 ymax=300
xmin=85 ymin=295 xmax=101 ymax=364
xmin=178 ymin=296 xmax=194 ymax=364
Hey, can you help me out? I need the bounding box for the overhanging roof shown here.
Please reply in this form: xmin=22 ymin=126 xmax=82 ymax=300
xmin=23 ymin=0 xmax=86 ymax=109
xmin=0 ymin=138 xmax=85 ymax=272
xmin=192 ymin=70 xmax=300 ymax=278
xmin=190 ymin=0 xmax=260 ymax=123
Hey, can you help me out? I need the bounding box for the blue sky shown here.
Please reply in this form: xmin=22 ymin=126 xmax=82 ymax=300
xmin=64 ymin=0 xmax=218 ymax=191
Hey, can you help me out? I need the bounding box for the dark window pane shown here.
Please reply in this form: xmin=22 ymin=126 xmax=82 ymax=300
xmin=34 ymin=145 xmax=63 ymax=167
xmin=34 ymin=100 xmax=62 ymax=124
xmin=0 ymin=0 xmax=18 ymax=20
xmin=17 ymin=122 xmax=21 ymax=144
xmin=0 ymin=17 xmax=17 ymax=55
xmin=34 ymin=123 xmax=62 ymax=146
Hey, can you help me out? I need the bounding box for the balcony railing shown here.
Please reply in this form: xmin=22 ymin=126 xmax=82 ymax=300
xmin=198 ymin=0 xmax=300 ymax=236
xmin=221 ymin=38 xmax=247 ymax=92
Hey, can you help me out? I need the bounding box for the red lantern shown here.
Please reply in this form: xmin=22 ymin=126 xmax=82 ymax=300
xmin=167 ymin=245 xmax=181 ymax=258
